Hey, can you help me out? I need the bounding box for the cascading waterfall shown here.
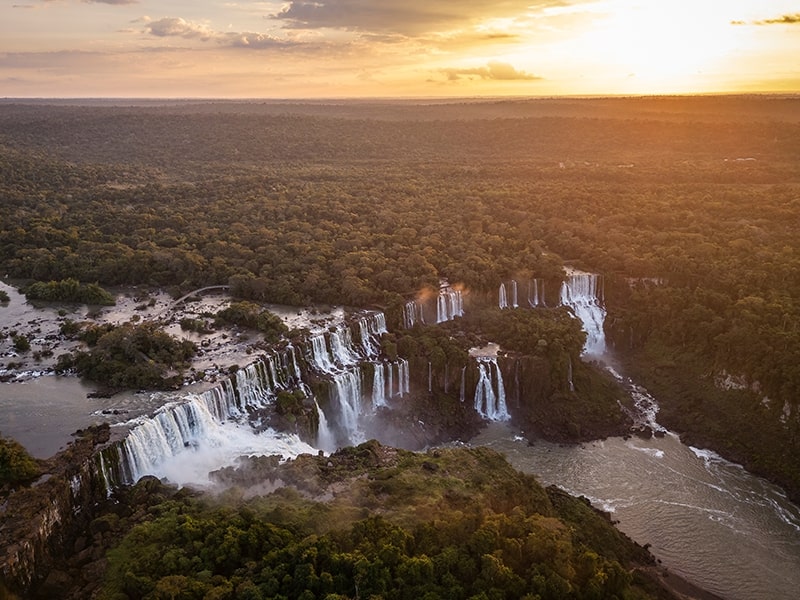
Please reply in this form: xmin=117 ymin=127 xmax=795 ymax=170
xmin=288 ymin=344 xmax=303 ymax=382
xmin=473 ymin=358 xmax=509 ymax=421
xmin=310 ymin=334 xmax=336 ymax=373
xmin=372 ymin=363 xmax=387 ymax=408
xmin=436 ymin=288 xmax=463 ymax=323
xmin=358 ymin=313 xmax=386 ymax=357
xmin=560 ymin=270 xmax=606 ymax=355
xmin=403 ymin=300 xmax=426 ymax=328
xmin=110 ymin=311 xmax=397 ymax=486
xmin=329 ymin=325 xmax=360 ymax=366
xmin=460 ymin=366 xmax=466 ymax=402
xmin=235 ymin=362 xmax=275 ymax=408
xmin=331 ymin=369 xmax=364 ymax=445
xmin=528 ymin=279 xmax=544 ymax=307
xmin=315 ymin=399 xmax=336 ymax=453
xmin=116 ymin=366 xmax=315 ymax=486
xmin=502 ymin=279 xmax=536 ymax=308
xmin=398 ymin=359 xmax=409 ymax=397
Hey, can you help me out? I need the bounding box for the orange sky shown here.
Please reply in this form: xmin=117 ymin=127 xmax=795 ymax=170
xmin=1 ymin=0 xmax=799 ymax=98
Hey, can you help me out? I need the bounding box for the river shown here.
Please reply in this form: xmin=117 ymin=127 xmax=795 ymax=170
xmin=4 ymin=373 xmax=799 ymax=600
xmin=3 ymin=278 xmax=800 ymax=599
xmin=468 ymin=422 xmax=800 ymax=600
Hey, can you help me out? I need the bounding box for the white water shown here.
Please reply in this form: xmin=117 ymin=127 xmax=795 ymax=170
xmin=499 ymin=283 xmax=508 ymax=309
xmin=403 ymin=300 xmax=426 ymax=328
xmin=117 ymin=379 xmax=316 ymax=487
xmin=528 ymin=279 xmax=544 ymax=307
xmin=397 ymin=359 xmax=410 ymax=397
xmin=372 ymin=363 xmax=387 ymax=408
xmin=4 ymin=290 xmax=799 ymax=600
xmin=473 ymin=357 xmax=509 ymax=421
xmin=315 ymin=399 xmax=336 ymax=453
xmin=560 ymin=270 xmax=606 ymax=355
xmin=331 ymin=369 xmax=364 ymax=444
xmin=436 ymin=287 xmax=463 ymax=323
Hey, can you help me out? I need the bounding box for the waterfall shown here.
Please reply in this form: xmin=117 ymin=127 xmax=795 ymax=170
xmin=436 ymin=288 xmax=463 ymax=323
xmin=511 ymin=280 xmax=518 ymax=308
xmin=473 ymin=358 xmax=510 ymax=421
xmin=315 ymin=399 xmax=336 ymax=453
xmin=560 ymin=271 xmax=606 ymax=355
xmin=404 ymin=300 xmax=425 ymax=328
xmin=235 ymin=362 xmax=274 ymax=408
xmin=567 ymin=356 xmax=575 ymax=392
xmin=117 ymin=377 xmax=314 ymax=486
xmin=358 ymin=313 xmax=386 ymax=358
xmin=460 ymin=366 xmax=466 ymax=402
xmin=329 ymin=325 xmax=359 ymax=366
xmin=310 ymin=334 xmax=336 ymax=373
xmin=398 ymin=359 xmax=409 ymax=397
xmin=309 ymin=312 xmax=387 ymax=373
xmin=331 ymin=369 xmax=365 ymax=444
xmin=500 ymin=281 xmax=520 ymax=309
xmin=111 ymin=311 xmax=397 ymax=487
xmin=428 ymin=361 xmax=432 ymax=392
xmin=372 ymin=363 xmax=387 ymax=407
xmin=528 ymin=279 xmax=544 ymax=307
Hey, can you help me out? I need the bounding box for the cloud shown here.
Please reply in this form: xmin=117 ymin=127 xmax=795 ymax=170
xmin=732 ymin=13 xmax=800 ymax=25
xmin=145 ymin=17 xmax=215 ymax=40
xmin=142 ymin=17 xmax=294 ymax=49
xmin=273 ymin=0 xmax=568 ymax=36
xmin=755 ymin=13 xmax=800 ymax=25
xmin=439 ymin=61 xmax=541 ymax=81
xmin=223 ymin=32 xmax=291 ymax=49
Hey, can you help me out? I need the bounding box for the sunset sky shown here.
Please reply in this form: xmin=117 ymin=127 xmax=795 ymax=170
xmin=2 ymin=0 xmax=799 ymax=98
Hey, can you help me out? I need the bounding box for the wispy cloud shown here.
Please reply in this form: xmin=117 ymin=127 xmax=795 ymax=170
xmin=755 ymin=13 xmax=800 ymax=25
xmin=143 ymin=16 xmax=294 ymax=49
xmin=732 ymin=13 xmax=800 ymax=25
xmin=439 ymin=61 xmax=541 ymax=81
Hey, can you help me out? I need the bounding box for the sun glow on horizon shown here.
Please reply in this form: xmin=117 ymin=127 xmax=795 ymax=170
xmin=0 ymin=0 xmax=798 ymax=98
xmin=560 ymin=0 xmax=754 ymax=94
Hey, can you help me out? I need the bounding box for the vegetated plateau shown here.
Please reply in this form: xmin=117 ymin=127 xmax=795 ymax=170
xmin=1 ymin=95 xmax=799 ymax=599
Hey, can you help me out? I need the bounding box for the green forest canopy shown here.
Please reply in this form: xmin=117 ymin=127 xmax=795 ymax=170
xmin=1 ymin=96 xmax=799 ymax=498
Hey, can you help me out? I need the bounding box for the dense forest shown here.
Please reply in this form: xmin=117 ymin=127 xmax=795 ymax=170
xmin=97 ymin=444 xmax=673 ymax=600
xmin=1 ymin=97 xmax=799 ymax=543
